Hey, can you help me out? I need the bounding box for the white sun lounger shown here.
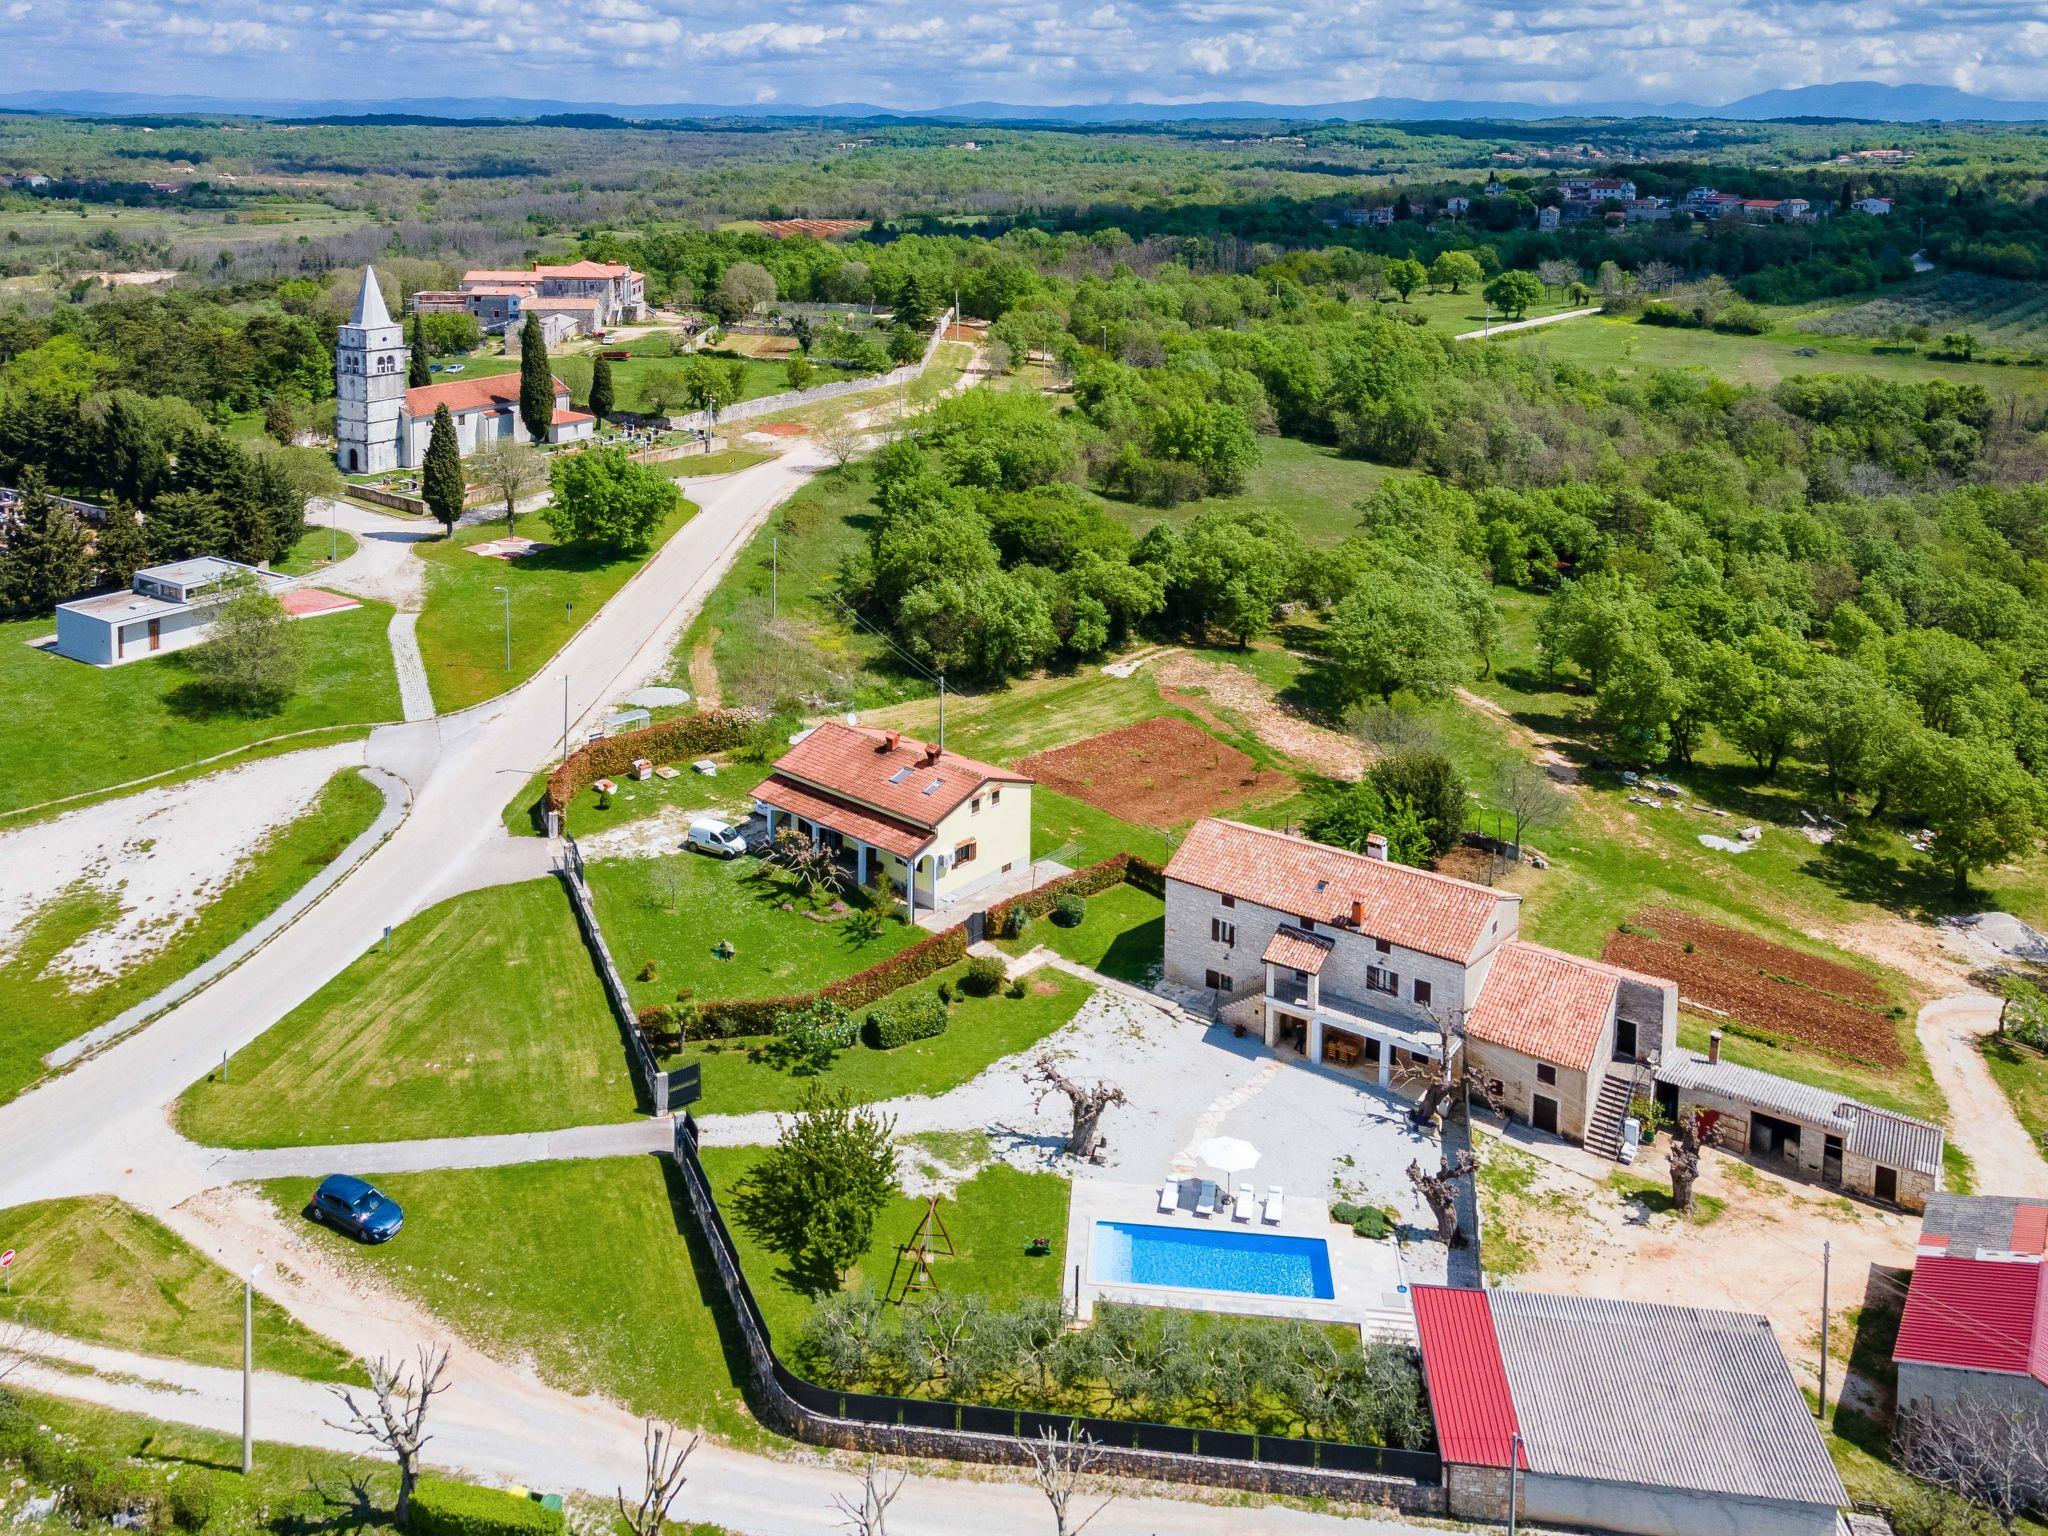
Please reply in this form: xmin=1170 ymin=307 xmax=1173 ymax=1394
xmin=1233 ymin=1184 xmax=1255 ymax=1222
xmin=1262 ymin=1185 xmax=1284 ymax=1224
xmin=1194 ymin=1181 xmax=1217 ymax=1219
xmin=1158 ymin=1177 xmax=1178 ymax=1214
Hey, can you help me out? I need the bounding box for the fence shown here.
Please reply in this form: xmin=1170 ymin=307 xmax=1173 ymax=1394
xmin=658 ymin=308 xmax=959 ymax=436
xmin=668 ymin=1113 xmax=1444 ymax=1506
xmin=557 ymin=838 xmax=693 ymax=1115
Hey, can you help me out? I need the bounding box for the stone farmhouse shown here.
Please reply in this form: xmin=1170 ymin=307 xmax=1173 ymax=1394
xmin=334 ymin=268 xmax=594 ymax=473
xmin=752 ymin=722 xmax=1034 ymax=921
xmin=1161 ymin=818 xmax=1676 ymax=1154
xmin=1894 ymin=1192 xmax=2048 ymax=1460
xmin=413 ymin=260 xmax=647 ymax=336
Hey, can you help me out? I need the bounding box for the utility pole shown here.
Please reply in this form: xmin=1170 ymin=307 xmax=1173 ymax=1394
xmin=938 ymin=674 xmax=946 ymax=750
xmin=1507 ymin=1431 xmax=1523 ymax=1536
xmin=494 ymin=584 xmax=510 ymax=671
xmin=1818 ymin=1240 xmax=1832 ymax=1421
xmin=242 ymin=1264 xmax=262 ymax=1476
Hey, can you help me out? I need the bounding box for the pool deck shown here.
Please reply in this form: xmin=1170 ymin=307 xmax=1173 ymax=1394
xmin=1065 ymin=1177 xmax=1415 ymax=1342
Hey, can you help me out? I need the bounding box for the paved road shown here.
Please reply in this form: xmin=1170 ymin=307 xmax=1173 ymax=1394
xmin=1455 ymin=305 xmax=1601 ymax=340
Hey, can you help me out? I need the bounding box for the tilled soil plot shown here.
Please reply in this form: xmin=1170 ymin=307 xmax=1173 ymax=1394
xmin=1604 ymin=910 xmax=1902 ymax=1068
xmin=1017 ymin=715 xmax=1286 ymax=827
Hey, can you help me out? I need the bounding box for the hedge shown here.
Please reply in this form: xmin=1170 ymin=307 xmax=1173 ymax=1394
xmin=864 ymin=991 xmax=949 ymax=1049
xmin=692 ymin=923 xmax=968 ymax=1038
xmin=984 ymin=853 xmax=1166 ymax=938
xmin=410 ymin=1480 xmax=565 ymax=1536
xmin=544 ymin=707 xmax=762 ymax=816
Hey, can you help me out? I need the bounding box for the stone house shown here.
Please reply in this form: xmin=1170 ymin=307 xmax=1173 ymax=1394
xmin=1655 ymin=1032 xmax=1943 ymax=1210
xmin=752 ymin=722 xmax=1033 ymax=920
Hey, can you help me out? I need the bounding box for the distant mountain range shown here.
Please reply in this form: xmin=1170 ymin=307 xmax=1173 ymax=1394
xmin=3 ymin=79 xmax=2046 ymax=126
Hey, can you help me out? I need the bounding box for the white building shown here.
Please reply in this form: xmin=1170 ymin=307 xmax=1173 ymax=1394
xmin=1854 ymin=196 xmax=1893 ymax=215
xmin=1562 ymin=176 xmax=1637 ymax=204
xmin=53 ymin=557 xmax=293 ymax=666
xmin=450 ymin=261 xmax=646 ymax=335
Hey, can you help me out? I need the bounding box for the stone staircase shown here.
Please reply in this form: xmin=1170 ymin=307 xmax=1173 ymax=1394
xmin=1586 ymin=1071 xmax=1636 ymax=1161
xmin=1362 ymin=1293 xmax=1419 ymax=1347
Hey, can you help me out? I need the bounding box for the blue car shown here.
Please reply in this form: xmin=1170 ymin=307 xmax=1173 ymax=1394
xmin=309 ymin=1174 xmax=404 ymax=1243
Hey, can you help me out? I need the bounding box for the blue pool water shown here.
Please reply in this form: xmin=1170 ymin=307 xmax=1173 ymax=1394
xmin=1091 ymin=1221 xmax=1335 ymax=1300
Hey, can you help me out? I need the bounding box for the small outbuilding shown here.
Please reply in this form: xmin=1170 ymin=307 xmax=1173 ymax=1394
xmin=1415 ymin=1285 xmax=1847 ymax=1536
xmin=53 ymin=557 xmax=294 ymax=666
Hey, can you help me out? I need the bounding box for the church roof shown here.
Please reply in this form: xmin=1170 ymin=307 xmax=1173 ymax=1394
xmin=351 ymin=267 xmax=394 ymax=329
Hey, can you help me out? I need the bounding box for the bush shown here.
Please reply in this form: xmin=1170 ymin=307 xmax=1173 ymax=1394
xmin=767 ymin=998 xmax=857 ymax=1074
xmin=1331 ymin=1201 xmax=1396 ymax=1239
xmin=986 ymin=854 xmax=1145 ymax=937
xmin=863 ymin=992 xmax=949 ymax=1049
xmin=1052 ymin=892 xmax=1087 ymax=928
xmin=690 ymin=924 xmax=970 ymax=1037
xmin=410 ymin=1479 xmax=566 ymax=1536
xmin=62 ymin=1452 xmax=155 ymax=1526
xmin=169 ymin=1470 xmax=239 ymax=1533
xmin=962 ymin=954 xmax=1007 ymax=997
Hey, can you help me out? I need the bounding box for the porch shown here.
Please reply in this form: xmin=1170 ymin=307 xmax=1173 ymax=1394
xmin=1262 ymin=966 xmax=1446 ymax=1093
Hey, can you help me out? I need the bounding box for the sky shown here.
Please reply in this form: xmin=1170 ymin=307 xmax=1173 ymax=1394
xmin=3 ymin=0 xmax=2046 ymax=110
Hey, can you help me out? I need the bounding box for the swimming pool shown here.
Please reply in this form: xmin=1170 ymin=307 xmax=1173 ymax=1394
xmin=1091 ymin=1221 xmax=1335 ymax=1301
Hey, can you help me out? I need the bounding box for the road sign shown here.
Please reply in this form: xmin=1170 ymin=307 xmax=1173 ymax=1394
xmin=0 ymin=1249 xmax=14 ymax=1266
xmin=1 ymin=1248 xmax=13 ymax=1293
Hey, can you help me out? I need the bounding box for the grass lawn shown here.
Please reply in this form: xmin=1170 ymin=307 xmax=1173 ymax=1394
xmin=700 ymin=1152 xmax=1069 ymax=1331
xmin=1 ymin=767 xmax=384 ymax=1107
xmin=660 ymin=448 xmax=772 ymax=478
xmin=276 ymin=523 xmax=360 ymax=576
xmin=585 ymin=851 xmax=922 ymax=1009
xmin=1982 ymin=1034 xmax=2048 ymax=1154
xmin=414 ymin=502 xmax=696 ymax=713
xmin=1084 ymin=435 xmax=1405 ymax=547
xmin=263 ymin=1156 xmax=768 ymax=1443
xmin=998 ymin=883 xmax=1164 ymax=986
xmin=0 ymin=1196 xmax=361 ymax=1381
xmin=175 ymin=878 xmax=639 ymax=1148
xmin=671 ymin=961 xmax=1093 ymax=1115
xmin=600 ymin=352 xmax=863 ymax=415
xmin=0 ymin=603 xmax=400 ymax=816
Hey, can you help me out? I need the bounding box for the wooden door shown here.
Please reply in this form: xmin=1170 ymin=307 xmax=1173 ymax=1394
xmin=1533 ymin=1095 xmax=1559 ymax=1136
xmin=1875 ymin=1166 xmax=1898 ymax=1205
xmin=148 ymin=618 xmax=161 ymax=651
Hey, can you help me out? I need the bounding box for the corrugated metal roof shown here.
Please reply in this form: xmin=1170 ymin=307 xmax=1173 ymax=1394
xmin=1490 ymin=1291 xmax=1846 ymax=1510
xmin=1921 ymin=1193 xmax=2048 ymax=1258
xmin=1412 ymin=1286 xmax=1523 ymax=1469
xmin=1894 ymin=1254 xmax=2048 ymax=1379
xmin=1656 ymin=1053 xmax=1943 ymax=1175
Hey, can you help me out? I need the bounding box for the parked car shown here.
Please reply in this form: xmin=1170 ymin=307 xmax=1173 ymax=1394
xmin=444 ymin=364 xmax=466 ymax=374
xmin=309 ymin=1174 xmax=404 ymax=1242
xmin=686 ymin=816 xmax=747 ymax=858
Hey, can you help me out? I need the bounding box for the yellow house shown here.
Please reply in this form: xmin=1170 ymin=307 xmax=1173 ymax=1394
xmin=752 ymin=722 xmax=1034 ymax=920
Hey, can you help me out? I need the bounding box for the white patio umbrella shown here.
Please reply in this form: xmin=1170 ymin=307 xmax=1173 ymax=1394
xmin=1196 ymin=1136 xmax=1261 ymax=1178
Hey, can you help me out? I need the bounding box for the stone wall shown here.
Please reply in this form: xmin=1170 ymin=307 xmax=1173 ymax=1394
xmin=1466 ymin=1038 xmax=1600 ymax=1141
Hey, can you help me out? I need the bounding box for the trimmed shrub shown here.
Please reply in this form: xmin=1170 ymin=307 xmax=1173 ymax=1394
xmin=864 ymin=992 xmax=949 ymax=1049
xmin=544 ymin=708 xmax=761 ymax=816
xmin=1331 ymin=1201 xmax=1397 ymax=1239
xmin=962 ymin=953 xmax=1007 ymax=997
xmin=1052 ymin=891 xmax=1087 ymax=927
xmin=410 ymin=1479 xmax=566 ymax=1536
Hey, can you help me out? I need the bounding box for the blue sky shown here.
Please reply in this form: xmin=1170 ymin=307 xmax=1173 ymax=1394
xmin=3 ymin=0 xmax=2042 ymax=109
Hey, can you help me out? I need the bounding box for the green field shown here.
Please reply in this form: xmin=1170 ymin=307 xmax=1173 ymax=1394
xmin=275 ymin=523 xmax=360 ymax=576
xmin=659 ymin=447 xmax=772 ymax=478
xmin=0 ymin=603 xmax=400 ymax=816
xmin=176 ymin=878 xmax=638 ymax=1148
xmin=1796 ymin=271 xmax=2048 ymax=356
xmin=414 ymin=502 xmax=695 ymax=712
xmin=2 ymin=767 xmax=384 ymax=1107
xmin=0 ymin=1196 xmax=360 ymax=1380
xmin=585 ymin=850 xmax=921 ymax=1010
xmin=673 ymin=961 xmax=1093 ymax=1115
xmin=1084 ymin=434 xmax=1404 ymax=547
xmin=997 ymin=883 xmax=1165 ymax=985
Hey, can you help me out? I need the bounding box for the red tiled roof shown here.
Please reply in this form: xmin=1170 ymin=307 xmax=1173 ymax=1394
xmin=769 ymin=721 xmax=1030 ymax=830
xmin=1262 ymin=925 xmax=1333 ymax=974
xmin=1894 ymin=1256 xmax=2048 ymax=1380
xmin=751 ymin=772 xmax=929 ymax=859
xmin=552 ymin=408 xmax=593 ymax=425
xmin=1413 ymin=1287 xmax=1525 ymax=1469
xmin=1466 ymin=940 xmax=1623 ymax=1073
xmin=1163 ymin=819 xmax=1512 ymax=963
xmin=461 ymin=270 xmax=543 ymax=286
xmin=403 ymin=374 xmax=568 ymax=417
xmin=536 ymin=260 xmax=632 ymax=278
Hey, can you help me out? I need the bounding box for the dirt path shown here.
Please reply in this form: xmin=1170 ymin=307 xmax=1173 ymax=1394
xmin=1150 ymin=650 xmax=1366 ymax=779
xmin=1454 ymin=686 xmax=1580 ymax=787
xmin=1919 ymin=992 xmax=2048 ymax=1194
xmin=688 ymin=632 xmax=723 ymax=710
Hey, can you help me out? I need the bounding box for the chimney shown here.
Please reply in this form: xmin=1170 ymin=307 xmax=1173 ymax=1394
xmin=1707 ymin=1029 xmax=1723 ymax=1065
xmin=920 ymin=743 xmax=942 ymax=767
xmin=881 ymin=730 xmax=900 ymax=753
xmin=1364 ymin=833 xmax=1389 ymax=861
xmin=1350 ymin=899 xmax=1367 ymax=929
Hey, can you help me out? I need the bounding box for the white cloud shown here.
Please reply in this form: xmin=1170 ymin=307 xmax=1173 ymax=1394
xmin=5 ymin=0 xmax=2048 ymax=110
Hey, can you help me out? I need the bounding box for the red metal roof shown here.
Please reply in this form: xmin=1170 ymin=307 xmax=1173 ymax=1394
xmin=1413 ymin=1286 xmax=1525 ymax=1469
xmin=1894 ymin=1255 xmax=2048 ymax=1379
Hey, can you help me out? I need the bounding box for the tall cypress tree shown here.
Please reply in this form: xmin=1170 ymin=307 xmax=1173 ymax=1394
xmin=588 ymin=354 xmax=615 ymax=422
xmin=409 ymin=312 xmax=431 ymax=388
xmin=517 ymin=313 xmax=553 ymax=444
xmin=422 ymin=404 xmax=464 ymax=537
xmin=0 ymin=469 xmax=93 ymax=616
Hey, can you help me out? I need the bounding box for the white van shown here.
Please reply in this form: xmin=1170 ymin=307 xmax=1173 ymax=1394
xmin=686 ymin=817 xmax=747 ymax=859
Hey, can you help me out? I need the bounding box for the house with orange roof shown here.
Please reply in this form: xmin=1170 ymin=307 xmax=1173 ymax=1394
xmin=452 ymin=259 xmax=645 ymax=333
xmin=751 ymin=721 xmax=1034 ymax=920
xmin=1162 ymin=817 xmax=1675 ymax=1152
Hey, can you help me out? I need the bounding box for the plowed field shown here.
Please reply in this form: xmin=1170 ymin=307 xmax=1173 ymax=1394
xmin=1016 ymin=716 xmax=1284 ymax=828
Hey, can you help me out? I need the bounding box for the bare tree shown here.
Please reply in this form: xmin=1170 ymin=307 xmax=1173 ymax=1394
xmin=1407 ymin=1150 xmax=1479 ymax=1246
xmin=617 ymin=1418 xmax=698 ymax=1536
xmin=817 ymin=415 xmax=864 ymax=471
xmin=1027 ymin=1427 xmax=1117 ymax=1536
xmin=1640 ymin=259 xmax=1680 ymax=293
xmin=1490 ymin=757 xmax=1566 ymax=852
xmin=1027 ymin=1055 xmax=1128 ymax=1162
xmin=1898 ymin=1396 xmax=2048 ymax=1529
xmin=832 ymin=1456 xmax=905 ymax=1536
xmin=1669 ymin=1109 xmax=1711 ymax=1214
xmin=770 ymin=826 xmax=846 ymax=900
xmin=473 ymin=437 xmax=547 ymax=535
xmin=329 ymin=1346 xmax=452 ymax=1526
xmin=1536 ymin=259 xmax=1580 ymax=299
